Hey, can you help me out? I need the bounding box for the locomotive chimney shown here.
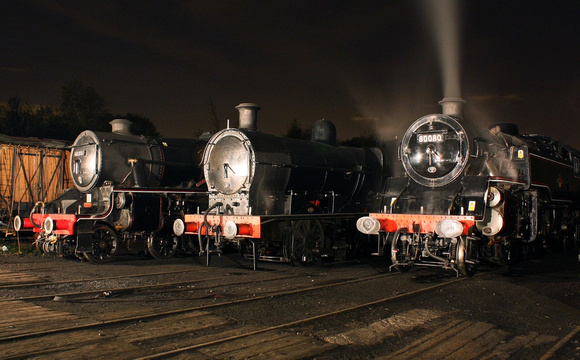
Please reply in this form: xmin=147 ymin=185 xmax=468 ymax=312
xmin=236 ymin=103 xmax=261 ymax=130
xmin=438 ymin=97 xmax=466 ymax=118
xmin=110 ymin=119 xmax=132 ymax=135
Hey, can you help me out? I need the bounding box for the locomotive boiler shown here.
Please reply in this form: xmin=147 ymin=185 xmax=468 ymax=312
xmin=357 ymin=98 xmax=580 ymax=276
xmin=173 ymin=103 xmax=387 ymax=267
xmin=15 ymin=119 xmax=208 ymax=262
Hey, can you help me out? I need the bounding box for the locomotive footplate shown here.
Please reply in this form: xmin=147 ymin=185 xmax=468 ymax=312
xmin=176 ymin=213 xmax=369 ymax=239
xmin=174 ymin=212 xmax=371 ymax=269
xmin=360 ymin=213 xmax=476 ymax=236
xmin=177 ymin=215 xmax=262 ymax=239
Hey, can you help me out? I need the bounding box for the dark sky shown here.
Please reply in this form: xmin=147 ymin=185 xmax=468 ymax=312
xmin=2 ymin=0 xmax=579 ymax=148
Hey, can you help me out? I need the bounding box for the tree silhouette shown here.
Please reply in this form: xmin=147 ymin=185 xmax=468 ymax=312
xmin=0 ymin=79 xmax=162 ymax=140
xmin=207 ymin=98 xmax=221 ymax=134
xmin=284 ymin=118 xmax=311 ymax=140
xmin=118 ymin=113 xmax=160 ymax=137
xmin=60 ymin=78 xmax=108 ymax=131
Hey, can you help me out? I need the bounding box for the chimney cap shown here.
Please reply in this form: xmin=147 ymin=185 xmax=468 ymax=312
xmin=109 ymin=119 xmax=132 ymax=135
xmin=438 ymin=97 xmax=466 ymax=118
xmin=235 ymin=102 xmax=261 ymax=110
xmin=236 ymin=103 xmax=261 ymax=131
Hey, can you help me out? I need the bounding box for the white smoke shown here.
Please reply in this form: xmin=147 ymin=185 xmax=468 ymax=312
xmin=420 ymin=0 xmax=462 ymax=98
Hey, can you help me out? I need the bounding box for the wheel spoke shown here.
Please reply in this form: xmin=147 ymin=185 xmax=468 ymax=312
xmin=288 ymin=220 xmax=323 ymax=266
xmin=83 ymin=224 xmax=118 ymax=264
xmin=148 ymin=232 xmax=178 ymax=259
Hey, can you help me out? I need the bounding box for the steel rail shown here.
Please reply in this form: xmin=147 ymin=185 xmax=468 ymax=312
xmin=135 ymin=274 xmax=471 ymax=360
xmin=0 ymin=269 xmax=399 ymax=343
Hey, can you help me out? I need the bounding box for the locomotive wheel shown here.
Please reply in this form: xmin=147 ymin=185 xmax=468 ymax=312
xmin=83 ymin=224 xmax=118 ymax=264
xmin=457 ymin=236 xmax=478 ymax=277
xmin=33 ymin=233 xmax=43 ymax=252
xmin=390 ymin=231 xmax=411 ymax=272
xmin=147 ymin=233 xmax=178 ymax=259
xmin=290 ymin=220 xmax=324 ymax=266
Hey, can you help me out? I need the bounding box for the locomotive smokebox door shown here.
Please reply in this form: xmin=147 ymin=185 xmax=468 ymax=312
xmin=71 ymin=137 xmax=100 ymax=193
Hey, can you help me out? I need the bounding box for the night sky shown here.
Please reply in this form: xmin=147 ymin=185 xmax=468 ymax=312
xmin=2 ymin=1 xmax=579 ymax=148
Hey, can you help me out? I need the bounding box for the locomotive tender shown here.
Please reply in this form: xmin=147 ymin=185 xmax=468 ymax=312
xmin=357 ymin=97 xmax=580 ymax=276
xmin=15 ymin=119 xmax=208 ymax=262
xmin=173 ymin=103 xmax=387 ymax=266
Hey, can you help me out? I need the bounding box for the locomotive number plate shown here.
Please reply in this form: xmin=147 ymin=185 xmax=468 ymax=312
xmin=417 ymin=133 xmax=444 ymax=143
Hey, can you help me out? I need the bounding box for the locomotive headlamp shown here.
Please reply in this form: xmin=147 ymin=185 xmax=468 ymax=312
xmin=13 ymin=216 xmax=22 ymax=231
xmin=44 ymin=216 xmax=54 ymax=235
xmin=356 ymin=216 xmax=381 ymax=235
xmin=223 ymin=220 xmax=238 ymax=240
xmin=435 ymin=219 xmax=464 ymax=238
xmin=173 ymin=219 xmax=185 ymax=236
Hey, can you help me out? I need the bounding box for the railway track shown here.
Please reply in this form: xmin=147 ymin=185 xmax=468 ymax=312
xmin=0 ymin=254 xmax=577 ymax=359
xmin=135 ymin=275 xmax=468 ymax=360
xmin=0 ymin=268 xmax=465 ymax=359
xmin=0 ymin=260 xmax=380 ymax=302
xmin=0 ymin=268 xmax=398 ymax=342
xmin=0 ymin=267 xmax=214 ymax=291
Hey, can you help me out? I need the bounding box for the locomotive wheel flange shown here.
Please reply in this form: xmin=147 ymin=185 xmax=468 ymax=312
xmin=390 ymin=231 xmax=411 ymax=272
xmin=83 ymin=224 xmax=118 ymax=264
xmin=456 ymin=236 xmax=479 ymax=277
xmin=147 ymin=233 xmax=178 ymax=259
xmin=290 ymin=220 xmax=324 ymax=266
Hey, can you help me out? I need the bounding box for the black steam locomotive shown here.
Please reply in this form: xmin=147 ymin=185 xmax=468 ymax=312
xmin=357 ymin=98 xmax=580 ymax=276
xmin=173 ymin=103 xmax=387 ymax=267
xmin=15 ymin=119 xmax=208 ymax=262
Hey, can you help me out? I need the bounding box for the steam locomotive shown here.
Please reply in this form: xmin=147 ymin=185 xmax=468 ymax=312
xmin=15 ymin=119 xmax=208 ymax=262
xmin=357 ymin=97 xmax=580 ymax=276
xmin=173 ymin=103 xmax=387 ymax=267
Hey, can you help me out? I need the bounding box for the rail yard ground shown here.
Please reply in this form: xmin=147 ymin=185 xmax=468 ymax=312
xmin=0 ymin=239 xmax=579 ymax=360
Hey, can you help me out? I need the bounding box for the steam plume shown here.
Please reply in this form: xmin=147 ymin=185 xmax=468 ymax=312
xmin=421 ymin=0 xmax=462 ymax=98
